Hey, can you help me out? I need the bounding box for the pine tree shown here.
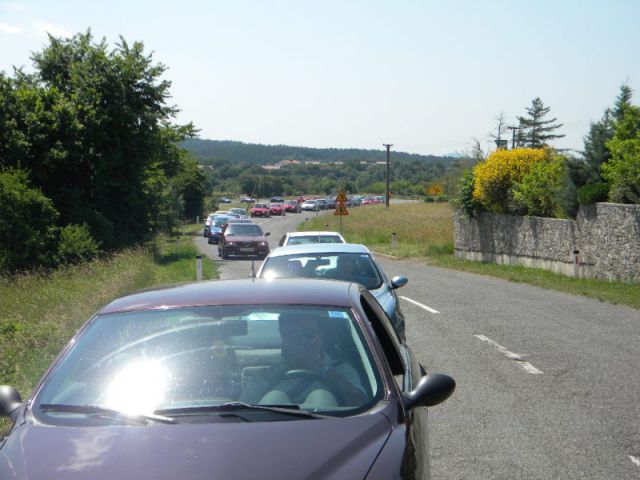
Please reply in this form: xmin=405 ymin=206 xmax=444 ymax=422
xmin=613 ymin=84 xmax=632 ymax=121
xmin=518 ymin=98 xmax=565 ymax=148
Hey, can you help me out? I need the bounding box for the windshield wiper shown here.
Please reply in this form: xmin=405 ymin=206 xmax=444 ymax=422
xmin=39 ymin=403 xmax=176 ymax=424
xmin=155 ymin=401 xmax=326 ymax=419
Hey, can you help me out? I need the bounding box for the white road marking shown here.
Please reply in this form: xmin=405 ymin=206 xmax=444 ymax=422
xmin=400 ymin=296 xmax=440 ymax=314
xmin=630 ymin=455 xmax=640 ymax=468
xmin=474 ymin=334 xmax=543 ymax=374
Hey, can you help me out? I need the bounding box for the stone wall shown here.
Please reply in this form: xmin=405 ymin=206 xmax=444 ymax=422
xmin=454 ymin=203 xmax=640 ymax=282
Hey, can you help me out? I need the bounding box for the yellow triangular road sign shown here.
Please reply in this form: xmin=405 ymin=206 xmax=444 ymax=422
xmin=334 ymin=204 xmax=349 ymax=216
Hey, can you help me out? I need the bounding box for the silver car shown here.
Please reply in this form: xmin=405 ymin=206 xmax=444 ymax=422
xmin=256 ymin=243 xmax=408 ymax=341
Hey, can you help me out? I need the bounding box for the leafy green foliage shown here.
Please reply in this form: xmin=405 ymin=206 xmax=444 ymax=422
xmin=0 ymin=32 xmax=203 ymax=273
xmin=511 ymin=156 xmax=567 ymax=217
xmin=577 ymin=182 xmax=610 ymax=205
xmin=455 ymin=168 xmax=478 ymax=217
xmin=56 ymin=224 xmax=100 ymax=264
xmin=602 ymin=98 xmax=640 ymax=204
xmin=0 ymin=169 xmax=59 ymax=272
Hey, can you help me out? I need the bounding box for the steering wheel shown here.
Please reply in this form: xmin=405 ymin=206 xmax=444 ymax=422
xmin=283 ymin=369 xmax=344 ymax=404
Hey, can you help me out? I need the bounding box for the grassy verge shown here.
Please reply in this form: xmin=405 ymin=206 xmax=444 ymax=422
xmin=0 ymin=226 xmax=217 ymax=422
xmin=300 ymin=202 xmax=640 ymax=309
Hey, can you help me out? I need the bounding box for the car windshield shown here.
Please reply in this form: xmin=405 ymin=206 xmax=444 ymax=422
xmin=34 ymin=305 xmax=381 ymax=419
xmin=226 ymin=224 xmax=263 ymax=236
xmin=260 ymin=253 xmax=383 ymax=289
xmin=213 ymin=217 xmax=230 ymax=227
xmin=254 ymin=203 xmax=268 ymax=209
xmin=287 ymin=235 xmax=343 ymax=245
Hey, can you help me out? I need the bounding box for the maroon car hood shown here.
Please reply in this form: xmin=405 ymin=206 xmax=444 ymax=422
xmin=0 ymin=412 xmax=392 ymax=479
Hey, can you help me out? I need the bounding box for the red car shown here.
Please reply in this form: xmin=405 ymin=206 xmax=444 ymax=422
xmin=269 ymin=203 xmax=285 ymax=216
xmin=250 ymin=203 xmax=271 ymax=218
xmin=284 ymin=200 xmax=301 ymax=213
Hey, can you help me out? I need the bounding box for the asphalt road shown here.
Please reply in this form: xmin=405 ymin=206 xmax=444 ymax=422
xmin=195 ymin=211 xmax=640 ymax=480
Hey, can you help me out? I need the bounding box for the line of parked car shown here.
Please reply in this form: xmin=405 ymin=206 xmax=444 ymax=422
xmin=0 ymin=210 xmax=456 ymax=479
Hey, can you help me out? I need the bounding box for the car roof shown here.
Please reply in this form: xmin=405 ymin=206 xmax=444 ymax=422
xmin=286 ymin=231 xmax=343 ymax=238
xmin=98 ymin=278 xmax=358 ymax=315
xmin=269 ymin=243 xmax=371 ymax=257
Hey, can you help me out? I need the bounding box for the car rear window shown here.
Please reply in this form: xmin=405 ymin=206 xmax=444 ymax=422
xmin=260 ymin=253 xmax=382 ymax=289
xmin=227 ymin=224 xmax=263 ymax=236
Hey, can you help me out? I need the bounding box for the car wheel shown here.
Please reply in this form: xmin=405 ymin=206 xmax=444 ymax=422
xmin=221 ymin=250 xmax=229 ymax=260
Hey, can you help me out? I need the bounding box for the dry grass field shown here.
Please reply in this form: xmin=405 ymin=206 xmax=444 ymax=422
xmin=300 ymin=201 xmax=454 ymax=257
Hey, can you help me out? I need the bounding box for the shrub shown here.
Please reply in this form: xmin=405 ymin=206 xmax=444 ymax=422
xmin=56 ymin=224 xmax=100 ymax=264
xmin=0 ymin=169 xmax=59 ymax=272
xmin=602 ymin=138 xmax=640 ymax=204
xmin=472 ymin=148 xmax=548 ymax=213
xmin=511 ymin=156 xmax=567 ymax=217
xmin=471 ymin=148 xmax=570 ymax=217
xmin=455 ymin=168 xmax=479 ymax=217
xmin=577 ymin=182 xmax=610 ymax=205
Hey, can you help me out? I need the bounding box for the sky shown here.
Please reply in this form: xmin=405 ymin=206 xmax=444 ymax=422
xmin=1 ymin=0 xmax=639 ymax=157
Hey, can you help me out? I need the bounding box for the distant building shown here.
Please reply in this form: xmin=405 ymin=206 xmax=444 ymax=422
xmin=262 ymin=165 xmax=280 ymax=170
xmin=278 ymin=159 xmax=301 ymax=166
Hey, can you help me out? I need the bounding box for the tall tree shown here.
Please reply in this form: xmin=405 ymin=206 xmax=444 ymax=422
xmin=24 ymin=31 xmax=196 ymax=248
xmin=518 ymin=97 xmax=565 ymax=148
xmin=613 ymin=83 xmax=633 ymax=121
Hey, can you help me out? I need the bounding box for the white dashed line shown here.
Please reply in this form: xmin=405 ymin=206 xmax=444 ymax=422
xmin=630 ymin=455 xmax=640 ymax=468
xmin=474 ymin=334 xmax=543 ymax=374
xmin=400 ymin=296 xmax=440 ymax=314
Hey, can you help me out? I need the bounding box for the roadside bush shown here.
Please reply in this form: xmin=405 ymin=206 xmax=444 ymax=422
xmin=577 ymin=182 xmax=610 ymax=205
xmin=455 ymin=168 xmax=479 ymax=217
xmin=0 ymin=169 xmax=59 ymax=272
xmin=511 ymin=156 xmax=567 ymax=217
xmin=56 ymin=224 xmax=100 ymax=265
xmin=472 ymin=148 xmax=547 ymax=213
xmin=471 ymin=148 xmax=570 ymax=217
xmin=602 ymin=138 xmax=640 ymax=204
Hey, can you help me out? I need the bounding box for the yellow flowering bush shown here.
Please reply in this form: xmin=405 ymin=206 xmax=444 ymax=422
xmin=472 ymin=148 xmax=549 ymax=214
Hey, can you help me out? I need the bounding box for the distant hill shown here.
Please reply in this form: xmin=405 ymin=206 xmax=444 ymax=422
xmin=182 ymin=138 xmax=454 ymax=165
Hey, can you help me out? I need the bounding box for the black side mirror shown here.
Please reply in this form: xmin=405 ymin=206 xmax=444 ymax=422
xmin=265 ymin=232 xmax=271 ymax=237
xmin=0 ymin=385 xmax=23 ymax=421
xmin=390 ymin=275 xmax=408 ymax=289
xmin=402 ymin=374 xmax=455 ymax=411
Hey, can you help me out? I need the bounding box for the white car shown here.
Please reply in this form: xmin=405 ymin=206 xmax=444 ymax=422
xmin=278 ymin=231 xmax=346 ymax=247
xmin=300 ymin=200 xmax=320 ymax=211
xmin=255 ymin=243 xmax=408 ymax=340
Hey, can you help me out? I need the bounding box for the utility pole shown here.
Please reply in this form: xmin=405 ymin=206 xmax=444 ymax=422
xmin=383 ymin=143 xmax=392 ymax=208
xmin=507 ymin=126 xmax=522 ymax=150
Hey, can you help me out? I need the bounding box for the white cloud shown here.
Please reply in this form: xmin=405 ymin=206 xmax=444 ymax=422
xmin=0 ymin=22 xmax=22 ymax=34
xmin=32 ymin=19 xmax=72 ymax=38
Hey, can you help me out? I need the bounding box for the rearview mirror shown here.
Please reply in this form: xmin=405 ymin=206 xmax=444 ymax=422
xmin=402 ymin=373 xmax=455 ymax=411
xmin=0 ymin=385 xmax=23 ymax=421
xmin=390 ymin=276 xmax=408 ymax=289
